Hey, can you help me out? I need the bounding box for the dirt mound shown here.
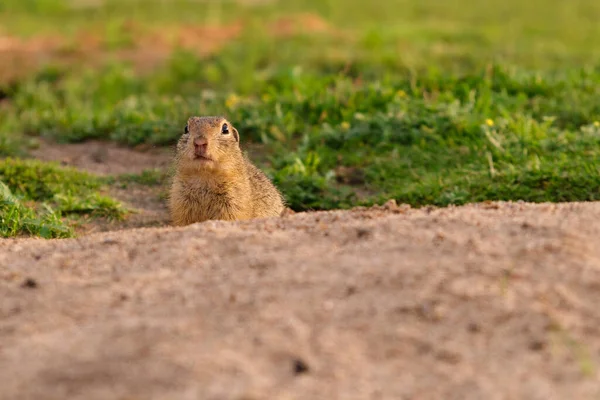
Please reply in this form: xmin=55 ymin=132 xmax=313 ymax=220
xmin=1 ymin=201 xmax=600 ymax=399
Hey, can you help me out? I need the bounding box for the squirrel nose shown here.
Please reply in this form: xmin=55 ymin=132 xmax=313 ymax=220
xmin=194 ymin=137 xmax=208 ymax=154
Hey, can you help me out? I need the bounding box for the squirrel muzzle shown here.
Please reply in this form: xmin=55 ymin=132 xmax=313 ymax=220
xmin=193 ymin=136 xmax=210 ymax=159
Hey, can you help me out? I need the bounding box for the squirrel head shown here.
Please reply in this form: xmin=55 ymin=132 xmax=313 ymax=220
xmin=176 ymin=116 xmax=241 ymax=174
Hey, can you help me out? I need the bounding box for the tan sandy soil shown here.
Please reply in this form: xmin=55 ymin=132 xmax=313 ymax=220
xmin=1 ymin=201 xmax=600 ymax=399
xmin=30 ymin=139 xmax=173 ymax=176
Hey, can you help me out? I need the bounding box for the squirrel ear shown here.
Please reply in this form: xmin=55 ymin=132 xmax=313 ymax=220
xmin=232 ymin=127 xmax=240 ymax=142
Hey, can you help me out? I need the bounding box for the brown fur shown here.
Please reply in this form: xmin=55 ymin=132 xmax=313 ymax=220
xmin=168 ymin=116 xmax=285 ymax=226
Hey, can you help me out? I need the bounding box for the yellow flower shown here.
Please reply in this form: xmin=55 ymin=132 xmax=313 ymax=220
xmin=340 ymin=122 xmax=350 ymax=131
xmin=396 ymin=89 xmax=407 ymax=98
xmin=485 ymin=119 xmax=494 ymax=127
xmin=225 ymin=94 xmax=240 ymax=109
xmin=594 ymin=121 xmax=600 ymax=128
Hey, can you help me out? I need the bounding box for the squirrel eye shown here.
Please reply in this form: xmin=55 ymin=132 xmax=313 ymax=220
xmin=184 ymin=124 xmax=189 ymax=134
xmin=221 ymin=123 xmax=229 ymax=134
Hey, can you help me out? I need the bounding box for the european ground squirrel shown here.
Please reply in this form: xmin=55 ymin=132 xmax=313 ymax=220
xmin=168 ymin=116 xmax=286 ymax=226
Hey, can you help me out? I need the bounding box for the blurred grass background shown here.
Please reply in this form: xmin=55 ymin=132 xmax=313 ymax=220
xmin=1 ymin=0 xmax=600 ymax=237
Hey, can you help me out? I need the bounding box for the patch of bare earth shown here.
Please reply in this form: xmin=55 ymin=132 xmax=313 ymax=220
xmin=268 ymin=13 xmax=333 ymax=37
xmin=78 ymin=182 xmax=171 ymax=235
xmin=30 ymin=139 xmax=173 ymax=232
xmin=1 ymin=201 xmax=600 ymax=399
xmin=0 ymin=34 xmax=63 ymax=85
xmin=0 ymin=13 xmax=335 ymax=84
xmin=30 ymin=139 xmax=173 ymax=176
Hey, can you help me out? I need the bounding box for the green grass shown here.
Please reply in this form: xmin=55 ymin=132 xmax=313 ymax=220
xmin=0 ymin=158 xmax=126 ymax=238
xmin=1 ymin=0 xmax=600 ymax=236
xmin=0 ymin=181 xmax=71 ymax=238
